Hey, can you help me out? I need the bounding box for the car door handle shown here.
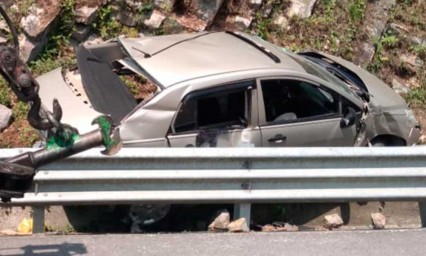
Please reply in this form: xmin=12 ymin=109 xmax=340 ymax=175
xmin=268 ymin=135 xmax=287 ymax=143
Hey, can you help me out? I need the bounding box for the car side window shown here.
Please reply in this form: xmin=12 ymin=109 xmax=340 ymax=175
xmin=261 ymin=79 xmax=338 ymax=123
xmin=173 ymin=85 xmax=250 ymax=134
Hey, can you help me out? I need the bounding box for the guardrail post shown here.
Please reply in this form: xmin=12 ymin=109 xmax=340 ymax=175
xmin=233 ymin=203 xmax=251 ymax=224
xmin=419 ymin=201 xmax=426 ymax=228
xmin=32 ymin=206 xmax=45 ymax=233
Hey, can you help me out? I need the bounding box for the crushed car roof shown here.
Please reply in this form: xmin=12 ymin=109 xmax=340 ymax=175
xmin=118 ymin=32 xmax=305 ymax=87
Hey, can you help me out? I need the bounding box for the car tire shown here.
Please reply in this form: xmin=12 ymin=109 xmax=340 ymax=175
xmin=371 ymin=141 xmax=386 ymax=147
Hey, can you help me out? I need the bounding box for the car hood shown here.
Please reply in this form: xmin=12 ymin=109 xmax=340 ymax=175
xmin=36 ymin=68 xmax=102 ymax=134
xmin=310 ymin=52 xmax=408 ymax=111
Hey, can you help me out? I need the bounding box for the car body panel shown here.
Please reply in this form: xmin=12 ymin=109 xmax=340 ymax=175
xmin=306 ymin=51 xmax=420 ymax=144
xmin=259 ymin=118 xmax=357 ymax=146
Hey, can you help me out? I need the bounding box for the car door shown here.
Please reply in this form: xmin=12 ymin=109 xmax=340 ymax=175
xmin=167 ymin=80 xmax=261 ymax=147
xmin=258 ymin=78 xmax=359 ymax=147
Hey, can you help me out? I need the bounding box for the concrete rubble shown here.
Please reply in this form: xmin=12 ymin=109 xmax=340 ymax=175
xmin=324 ymin=213 xmax=344 ymax=229
xmin=228 ymin=218 xmax=249 ymax=232
xmin=208 ymin=211 xmax=230 ymax=231
xmin=0 ymin=104 xmax=12 ymax=131
xmin=261 ymin=223 xmax=299 ymax=232
xmin=371 ymin=212 xmax=386 ymax=229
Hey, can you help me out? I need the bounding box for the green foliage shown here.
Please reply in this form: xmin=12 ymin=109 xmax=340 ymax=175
xmin=18 ymin=125 xmax=39 ymax=146
xmin=12 ymin=101 xmax=29 ymax=120
xmin=138 ymin=0 xmax=154 ymax=15
xmin=254 ymin=11 xmax=272 ymax=40
xmin=40 ymin=0 xmax=76 ymax=58
xmin=406 ymin=88 xmax=426 ymax=105
xmin=413 ymin=45 xmax=426 ymax=60
xmin=368 ymin=31 xmax=399 ymax=74
xmin=121 ymin=26 xmax=139 ymax=38
xmin=381 ymin=33 xmax=399 ymax=49
xmin=0 ymin=78 xmax=11 ymax=107
xmin=349 ymin=0 xmax=366 ymax=22
xmin=30 ymin=56 xmax=76 ymax=77
xmin=93 ymin=5 xmax=122 ymax=39
xmin=29 ymin=0 xmax=77 ymax=75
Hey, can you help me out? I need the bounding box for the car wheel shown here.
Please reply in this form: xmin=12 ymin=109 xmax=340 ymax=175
xmin=128 ymin=204 xmax=172 ymax=231
xmin=371 ymin=141 xmax=386 ymax=147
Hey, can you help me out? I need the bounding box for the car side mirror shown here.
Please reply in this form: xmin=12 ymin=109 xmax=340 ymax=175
xmin=340 ymin=107 xmax=357 ymax=128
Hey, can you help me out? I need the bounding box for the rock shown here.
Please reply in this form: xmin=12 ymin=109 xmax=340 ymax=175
xmin=419 ymin=134 xmax=426 ymax=144
xmin=250 ymin=0 xmax=263 ymax=8
xmin=231 ymin=16 xmax=253 ymax=31
xmin=388 ymin=23 xmax=408 ymax=36
xmin=228 ymin=218 xmax=249 ymax=232
xmin=287 ymin=0 xmax=318 ymax=19
xmin=18 ymin=34 xmax=45 ymax=63
xmin=371 ymin=212 xmax=386 ymax=229
xmin=273 ymin=15 xmax=289 ymax=29
xmin=118 ymin=10 xmax=138 ymax=27
xmin=0 ymin=19 xmax=8 ymax=32
xmin=261 ymin=223 xmax=298 ymax=232
xmin=324 ymin=213 xmax=344 ymax=229
xmin=208 ymin=211 xmax=230 ymax=231
xmin=186 ymin=0 xmax=225 ymax=30
xmin=161 ymin=17 xmax=184 ymax=34
xmin=261 ymin=224 xmax=276 ymax=232
xmin=75 ymin=6 xmax=99 ymax=25
xmin=143 ymin=10 xmax=166 ymax=29
xmin=355 ymin=0 xmax=396 ymax=66
xmin=154 ymin=0 xmax=176 ymax=12
xmin=262 ymin=3 xmax=273 ymax=17
xmin=72 ymin=24 xmax=92 ymax=42
xmin=400 ymin=54 xmax=424 ymax=69
xmin=357 ymin=42 xmax=376 ymax=66
xmin=410 ymin=37 xmax=424 ymax=46
xmin=20 ymin=5 xmax=61 ymax=40
xmin=392 ymin=78 xmax=410 ymax=95
xmin=84 ymin=35 xmax=104 ymax=45
xmin=0 ymin=104 xmax=12 ymax=131
xmin=0 ymin=229 xmax=21 ymax=236
xmin=282 ymin=223 xmax=299 ymax=232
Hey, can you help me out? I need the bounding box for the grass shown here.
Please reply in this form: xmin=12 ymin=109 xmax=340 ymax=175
xmin=254 ymin=0 xmax=367 ymax=61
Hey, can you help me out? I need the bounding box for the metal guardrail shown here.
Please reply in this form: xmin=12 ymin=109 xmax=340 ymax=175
xmin=1 ymin=147 xmax=426 ymax=232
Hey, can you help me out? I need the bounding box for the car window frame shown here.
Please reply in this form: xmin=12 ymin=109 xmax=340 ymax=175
xmin=170 ymin=80 xmax=256 ymax=135
xmin=257 ymin=77 xmax=343 ymax=127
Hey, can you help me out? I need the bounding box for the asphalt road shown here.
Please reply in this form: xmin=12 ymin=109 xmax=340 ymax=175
xmin=0 ymin=229 xmax=425 ymax=256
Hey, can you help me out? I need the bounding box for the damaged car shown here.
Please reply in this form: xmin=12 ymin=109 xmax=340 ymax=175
xmin=37 ymin=31 xmax=420 ymax=147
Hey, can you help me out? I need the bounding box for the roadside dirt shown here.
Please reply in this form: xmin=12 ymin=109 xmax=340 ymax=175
xmin=0 ymin=119 xmax=38 ymax=148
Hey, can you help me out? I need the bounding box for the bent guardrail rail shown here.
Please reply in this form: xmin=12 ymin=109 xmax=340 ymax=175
xmin=1 ymin=147 xmax=426 ymax=232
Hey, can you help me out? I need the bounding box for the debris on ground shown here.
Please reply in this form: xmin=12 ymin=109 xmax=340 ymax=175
xmin=0 ymin=229 xmax=22 ymax=236
xmin=371 ymin=212 xmax=386 ymax=230
xmin=208 ymin=211 xmax=230 ymax=232
xmin=261 ymin=222 xmax=299 ymax=232
xmin=17 ymin=218 xmax=33 ymax=234
xmin=324 ymin=213 xmax=344 ymax=230
xmin=227 ymin=218 xmax=249 ymax=232
xmin=0 ymin=104 xmax=12 ymax=131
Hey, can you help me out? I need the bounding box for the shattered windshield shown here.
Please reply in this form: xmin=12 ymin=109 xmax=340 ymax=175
xmin=286 ymin=53 xmax=357 ymax=96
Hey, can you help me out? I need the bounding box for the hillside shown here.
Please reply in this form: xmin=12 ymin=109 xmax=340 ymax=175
xmin=0 ymin=0 xmax=425 ymax=147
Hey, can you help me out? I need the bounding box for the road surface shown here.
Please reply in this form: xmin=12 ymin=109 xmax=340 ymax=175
xmin=0 ymin=229 xmax=425 ymax=256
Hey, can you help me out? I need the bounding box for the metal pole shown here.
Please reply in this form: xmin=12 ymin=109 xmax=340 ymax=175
xmin=419 ymin=201 xmax=426 ymax=228
xmin=32 ymin=206 xmax=45 ymax=233
xmin=233 ymin=203 xmax=251 ymax=224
